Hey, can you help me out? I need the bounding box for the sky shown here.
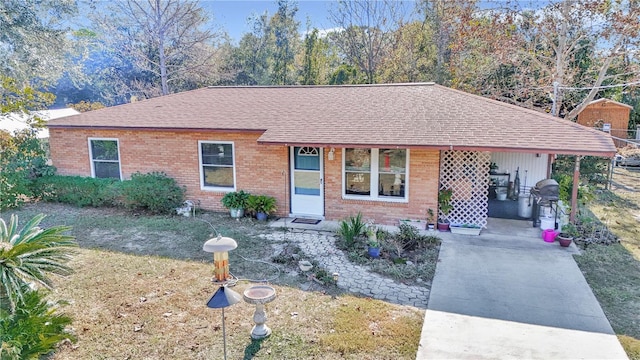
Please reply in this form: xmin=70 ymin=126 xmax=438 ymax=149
xmin=198 ymin=0 xmax=523 ymax=44
xmin=200 ymin=0 xmax=338 ymax=43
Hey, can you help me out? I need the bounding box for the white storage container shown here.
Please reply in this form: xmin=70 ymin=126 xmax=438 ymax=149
xmin=540 ymin=216 xmax=555 ymax=230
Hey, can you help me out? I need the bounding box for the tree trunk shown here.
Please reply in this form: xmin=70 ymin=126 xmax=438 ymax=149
xmin=155 ymin=0 xmax=169 ymax=96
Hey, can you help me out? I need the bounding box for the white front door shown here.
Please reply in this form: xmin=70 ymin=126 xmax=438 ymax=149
xmin=290 ymin=147 xmax=324 ymax=217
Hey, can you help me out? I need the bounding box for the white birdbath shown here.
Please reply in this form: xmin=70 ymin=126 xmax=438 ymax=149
xmin=243 ymin=285 xmax=276 ymax=340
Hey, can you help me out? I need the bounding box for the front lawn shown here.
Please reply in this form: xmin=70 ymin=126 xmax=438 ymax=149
xmin=48 ymin=248 xmax=423 ymax=359
xmin=3 ymin=203 xmax=425 ymax=359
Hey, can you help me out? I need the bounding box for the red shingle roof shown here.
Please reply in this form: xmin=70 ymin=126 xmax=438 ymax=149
xmin=48 ymin=83 xmax=615 ymax=156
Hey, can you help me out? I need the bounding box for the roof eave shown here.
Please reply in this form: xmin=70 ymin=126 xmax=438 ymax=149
xmin=47 ymin=125 xmax=267 ymax=133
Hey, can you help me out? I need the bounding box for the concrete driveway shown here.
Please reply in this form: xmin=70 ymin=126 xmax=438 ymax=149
xmin=416 ymin=220 xmax=628 ymax=359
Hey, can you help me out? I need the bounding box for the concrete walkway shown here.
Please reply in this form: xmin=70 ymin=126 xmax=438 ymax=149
xmin=416 ymin=219 xmax=628 ymax=359
xmin=260 ymin=228 xmax=430 ymax=308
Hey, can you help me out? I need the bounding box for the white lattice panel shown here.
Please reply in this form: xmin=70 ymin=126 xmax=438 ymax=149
xmin=439 ymin=151 xmax=490 ymax=228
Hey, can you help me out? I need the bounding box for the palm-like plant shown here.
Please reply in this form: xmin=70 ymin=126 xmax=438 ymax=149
xmin=0 ymin=214 xmax=77 ymax=313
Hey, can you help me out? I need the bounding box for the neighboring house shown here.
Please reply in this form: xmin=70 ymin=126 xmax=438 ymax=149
xmin=577 ymin=98 xmax=633 ymax=142
xmin=0 ymin=108 xmax=80 ymax=138
xmin=47 ymin=83 xmax=615 ymax=227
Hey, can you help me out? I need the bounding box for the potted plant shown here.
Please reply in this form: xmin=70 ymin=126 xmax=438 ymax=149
xmin=366 ymin=225 xmax=381 ymax=258
xmin=437 ymin=188 xmax=453 ymax=231
xmin=221 ymin=190 xmax=249 ymax=218
xmin=557 ymin=223 xmax=578 ymax=247
xmin=426 ymin=208 xmax=436 ymax=231
xmin=247 ymin=194 xmax=277 ymax=221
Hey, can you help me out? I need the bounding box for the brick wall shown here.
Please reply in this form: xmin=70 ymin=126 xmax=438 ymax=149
xmin=323 ymin=148 xmax=440 ymax=224
xmin=49 ymin=128 xmax=289 ymax=214
xmin=49 ymin=128 xmax=440 ymax=225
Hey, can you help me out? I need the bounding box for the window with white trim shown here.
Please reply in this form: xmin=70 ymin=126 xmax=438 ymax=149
xmin=343 ymin=148 xmax=408 ymax=200
xmin=199 ymin=141 xmax=235 ymax=190
xmin=89 ymin=138 xmax=121 ymax=179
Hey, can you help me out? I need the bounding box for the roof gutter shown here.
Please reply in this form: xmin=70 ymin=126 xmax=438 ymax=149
xmin=256 ymin=140 xmax=616 ymax=158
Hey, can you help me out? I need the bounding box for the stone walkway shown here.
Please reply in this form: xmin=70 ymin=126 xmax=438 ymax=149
xmin=259 ymin=229 xmax=430 ymax=309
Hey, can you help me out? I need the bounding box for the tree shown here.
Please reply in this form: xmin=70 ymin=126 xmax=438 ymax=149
xmin=0 ymin=214 xmax=77 ymax=313
xmin=507 ymin=0 xmax=640 ymax=119
xmin=225 ymin=14 xmax=272 ymax=85
xmin=1 ymin=77 xmax=56 ymax=210
xmin=328 ymin=0 xmax=407 ymax=84
xmin=0 ymin=0 xmax=77 ymax=86
xmin=415 ymin=0 xmax=480 ymax=85
xmin=94 ymin=0 xmax=220 ymax=96
xmin=299 ymin=28 xmax=337 ymax=85
xmin=378 ymin=21 xmax=437 ymax=83
xmin=270 ymin=0 xmax=300 ymax=85
xmin=67 ymin=100 xmax=106 ymax=112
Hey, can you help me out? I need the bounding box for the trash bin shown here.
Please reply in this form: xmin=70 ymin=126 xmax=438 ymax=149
xmin=518 ymin=195 xmax=532 ymax=218
xmin=496 ymin=188 xmax=508 ymax=201
xmin=540 ymin=216 xmax=555 ymax=230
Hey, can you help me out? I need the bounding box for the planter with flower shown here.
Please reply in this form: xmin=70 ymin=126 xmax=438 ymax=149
xmin=557 ymin=223 xmax=578 ymax=247
xmin=450 ymin=223 xmax=482 ymax=236
xmin=221 ymin=190 xmax=250 ymax=218
xmin=246 ymin=194 xmax=277 ymax=221
xmin=366 ymin=224 xmax=382 ymax=258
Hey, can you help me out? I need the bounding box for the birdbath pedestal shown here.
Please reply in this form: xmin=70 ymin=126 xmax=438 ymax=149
xmin=243 ymin=285 xmax=276 ymax=340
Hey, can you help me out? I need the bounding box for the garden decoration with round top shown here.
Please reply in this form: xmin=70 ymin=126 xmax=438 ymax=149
xmin=203 ymin=234 xmax=239 ymax=360
xmin=203 ymin=235 xmax=237 ymax=283
xmin=243 ymin=285 xmax=277 ymax=340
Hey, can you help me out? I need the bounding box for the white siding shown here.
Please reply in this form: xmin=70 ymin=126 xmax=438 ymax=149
xmin=490 ymin=152 xmax=549 ymax=195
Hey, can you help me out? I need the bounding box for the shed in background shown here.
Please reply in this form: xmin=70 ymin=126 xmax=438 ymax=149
xmin=577 ymin=98 xmax=633 ymax=144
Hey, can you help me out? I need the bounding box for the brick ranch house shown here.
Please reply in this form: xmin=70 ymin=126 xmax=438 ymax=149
xmin=47 ymin=83 xmax=616 ymax=227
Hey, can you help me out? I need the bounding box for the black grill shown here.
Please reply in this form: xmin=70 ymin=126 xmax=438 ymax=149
xmin=530 ymin=179 xmax=560 ymax=202
xmin=530 ymin=179 xmax=560 ymax=228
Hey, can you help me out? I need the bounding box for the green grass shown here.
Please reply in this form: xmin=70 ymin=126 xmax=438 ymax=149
xmin=1 ymin=203 xmax=282 ymax=282
xmin=574 ymin=244 xmax=640 ymax=337
xmin=577 ymin=168 xmax=640 ymax=359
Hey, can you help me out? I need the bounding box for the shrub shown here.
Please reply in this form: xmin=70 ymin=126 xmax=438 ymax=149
xmin=246 ymin=194 xmax=277 ymax=217
xmin=385 ymin=224 xmax=440 ymax=258
xmin=552 ymin=173 xmax=594 ymax=204
xmin=0 ymin=288 xmax=75 ymax=360
xmin=0 ymin=130 xmax=55 ymax=210
xmin=336 ymin=213 xmax=366 ymax=249
xmin=1 ymin=214 xmax=76 ymax=312
xmin=36 ymin=175 xmax=118 ymax=207
xmin=117 ymin=172 xmax=185 ymax=214
xmin=552 ymin=155 xmax=609 ymax=187
xmin=221 ymin=190 xmax=250 ymax=209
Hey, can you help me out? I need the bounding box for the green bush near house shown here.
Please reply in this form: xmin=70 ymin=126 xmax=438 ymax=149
xmin=36 ymin=175 xmax=119 ymax=207
xmin=117 ymin=172 xmax=186 ymax=214
xmin=220 ymin=190 xmax=250 ymax=210
xmin=36 ymin=172 xmax=185 ymax=215
xmin=0 ymin=130 xmax=56 ymax=210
